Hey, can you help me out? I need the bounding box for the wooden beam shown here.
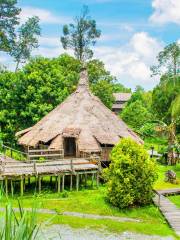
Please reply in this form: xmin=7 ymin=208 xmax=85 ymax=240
xmin=62 ymin=175 xmax=65 ymax=192
xmin=5 ymin=178 xmax=8 ymax=196
xmin=76 ymin=174 xmax=79 ymax=191
xmin=10 ymin=180 xmax=14 ymax=197
xmin=38 ymin=176 xmax=41 ymax=193
xmin=70 ymin=175 xmax=73 ymax=191
xmin=96 ymin=173 xmax=99 ymax=188
xmin=57 ymin=175 xmax=61 ymax=193
xmin=20 ymin=177 xmax=24 ymax=196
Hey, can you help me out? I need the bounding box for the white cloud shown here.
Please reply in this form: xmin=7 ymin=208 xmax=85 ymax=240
xmin=38 ymin=36 xmax=60 ymax=47
xmin=20 ymin=7 xmax=71 ymax=24
xmin=93 ymin=32 xmax=164 ymax=89
xmin=149 ymin=0 xmax=180 ymax=25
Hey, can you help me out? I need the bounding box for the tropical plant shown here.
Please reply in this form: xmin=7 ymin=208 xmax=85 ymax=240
xmin=61 ymin=5 xmax=101 ymax=61
xmin=104 ymin=138 xmax=157 ymax=208
xmin=0 ymin=201 xmax=40 ymax=240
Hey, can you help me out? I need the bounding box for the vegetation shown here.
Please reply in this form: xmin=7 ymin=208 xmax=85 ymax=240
xmin=0 ymin=0 xmax=40 ymax=70
xmin=0 ymin=201 xmax=40 ymax=240
xmin=10 ymin=16 xmax=41 ymax=71
xmin=0 ymin=55 xmax=118 ymax=145
xmin=61 ymin=5 xmax=101 ymax=61
xmin=0 ymin=188 xmax=176 ymax=237
xmin=0 ymin=0 xmax=20 ymax=52
xmin=104 ymin=138 xmax=157 ymax=208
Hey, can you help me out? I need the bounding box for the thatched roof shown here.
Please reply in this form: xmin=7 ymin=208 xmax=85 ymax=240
xmin=16 ymin=69 xmax=143 ymax=151
xmin=113 ymin=92 xmax=132 ymax=102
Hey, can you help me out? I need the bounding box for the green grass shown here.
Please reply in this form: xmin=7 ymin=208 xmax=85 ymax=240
xmin=0 ymin=187 xmax=177 ymax=238
xmin=144 ymin=136 xmax=168 ymax=151
xmin=154 ymin=164 xmax=180 ymax=190
xmin=168 ymin=195 xmax=180 ymax=208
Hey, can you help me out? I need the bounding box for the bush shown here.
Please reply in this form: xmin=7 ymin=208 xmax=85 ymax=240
xmin=104 ymin=138 xmax=157 ymax=208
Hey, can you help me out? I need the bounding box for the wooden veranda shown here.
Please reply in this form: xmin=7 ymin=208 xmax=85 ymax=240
xmin=0 ymin=145 xmax=101 ymax=196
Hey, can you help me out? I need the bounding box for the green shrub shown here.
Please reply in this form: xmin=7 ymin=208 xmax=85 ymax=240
xmin=104 ymin=138 xmax=157 ymax=208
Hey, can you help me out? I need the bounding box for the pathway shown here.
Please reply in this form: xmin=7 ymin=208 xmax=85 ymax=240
xmin=153 ymin=189 xmax=180 ymax=236
xmin=0 ymin=207 xmax=140 ymax=223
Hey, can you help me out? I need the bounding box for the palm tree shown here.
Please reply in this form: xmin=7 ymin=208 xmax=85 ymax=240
xmin=154 ymin=95 xmax=180 ymax=165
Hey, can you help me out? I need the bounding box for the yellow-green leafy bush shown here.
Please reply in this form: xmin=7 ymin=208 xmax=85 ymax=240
xmin=104 ymin=138 xmax=157 ymax=208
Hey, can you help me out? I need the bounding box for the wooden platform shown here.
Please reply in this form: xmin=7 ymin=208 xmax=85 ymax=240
xmin=0 ymin=154 xmax=100 ymax=195
xmin=154 ymin=189 xmax=180 ymax=236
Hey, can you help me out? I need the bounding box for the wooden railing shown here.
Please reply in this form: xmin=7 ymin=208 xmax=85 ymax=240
xmin=27 ymin=148 xmax=64 ymax=161
xmin=0 ymin=144 xmax=28 ymax=161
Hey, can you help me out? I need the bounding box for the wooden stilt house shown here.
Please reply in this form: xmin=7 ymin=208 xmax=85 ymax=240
xmin=16 ymin=68 xmax=143 ymax=161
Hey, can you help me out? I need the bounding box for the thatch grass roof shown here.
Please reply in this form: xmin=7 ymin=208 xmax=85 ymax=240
xmin=16 ymin=69 xmax=143 ymax=151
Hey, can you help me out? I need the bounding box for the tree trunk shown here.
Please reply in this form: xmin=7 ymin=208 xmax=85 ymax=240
xmin=167 ymin=123 xmax=176 ymax=165
xmin=15 ymin=60 xmax=20 ymax=72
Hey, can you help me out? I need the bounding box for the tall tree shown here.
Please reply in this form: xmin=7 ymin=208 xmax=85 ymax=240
xmin=10 ymin=16 xmax=41 ymax=71
xmin=61 ymin=5 xmax=101 ymax=62
xmin=0 ymin=0 xmax=20 ymax=52
xmin=151 ymin=42 xmax=180 ymax=85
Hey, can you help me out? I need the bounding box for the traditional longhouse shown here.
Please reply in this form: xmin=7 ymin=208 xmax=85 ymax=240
xmin=16 ymin=68 xmax=143 ymax=161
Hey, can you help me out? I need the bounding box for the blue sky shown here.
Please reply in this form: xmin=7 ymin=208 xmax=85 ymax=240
xmin=1 ymin=0 xmax=180 ymax=90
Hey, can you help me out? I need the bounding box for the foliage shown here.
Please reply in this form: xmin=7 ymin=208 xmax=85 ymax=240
xmin=10 ymin=16 xmax=41 ymax=71
xmin=91 ymin=80 xmax=114 ymax=109
xmin=0 ymin=54 xmax=119 ymax=144
xmin=0 ymin=0 xmax=20 ymax=52
xmin=152 ymin=75 xmax=180 ymax=123
xmin=121 ymin=100 xmax=153 ymax=131
xmin=139 ymin=122 xmax=156 ymax=137
xmin=61 ymin=5 xmax=101 ymax=61
xmin=104 ymin=138 xmax=157 ymax=208
xmin=0 ymin=201 xmax=40 ymax=240
xmin=151 ymin=42 xmax=180 ymax=82
xmin=112 ymin=83 xmax=131 ymax=93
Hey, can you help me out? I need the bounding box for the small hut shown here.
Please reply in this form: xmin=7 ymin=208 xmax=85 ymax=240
xmin=16 ymin=68 xmax=143 ymax=161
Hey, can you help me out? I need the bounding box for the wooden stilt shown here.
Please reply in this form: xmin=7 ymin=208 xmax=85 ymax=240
xmin=91 ymin=173 xmax=94 ymax=187
xmin=10 ymin=180 xmax=14 ymax=197
xmin=5 ymin=178 xmax=8 ymax=196
xmin=70 ymin=175 xmax=73 ymax=191
xmin=62 ymin=175 xmax=65 ymax=192
xmin=20 ymin=177 xmax=24 ymax=196
xmin=84 ymin=173 xmax=87 ymax=187
xmin=38 ymin=176 xmax=41 ymax=193
xmin=57 ymin=175 xmax=61 ymax=193
xmin=76 ymin=173 xmax=79 ymax=191
xmin=96 ymin=172 xmax=99 ymax=188
xmin=50 ymin=176 xmax=52 ymax=185
xmin=28 ymin=177 xmax=31 ymax=185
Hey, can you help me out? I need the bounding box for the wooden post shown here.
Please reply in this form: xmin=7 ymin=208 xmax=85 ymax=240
xmin=91 ymin=173 xmax=94 ymax=187
xmin=28 ymin=177 xmax=31 ymax=185
xmin=5 ymin=178 xmax=8 ymax=196
xmin=50 ymin=176 xmax=52 ymax=185
xmin=10 ymin=180 xmax=14 ymax=197
xmin=85 ymin=173 xmax=87 ymax=187
xmin=62 ymin=175 xmax=65 ymax=192
xmin=20 ymin=177 xmax=24 ymax=196
xmin=33 ymin=162 xmax=37 ymax=173
xmin=76 ymin=173 xmax=79 ymax=191
xmin=38 ymin=176 xmax=41 ymax=193
xmin=70 ymin=175 xmax=73 ymax=191
xmin=96 ymin=172 xmax=99 ymax=188
xmin=57 ymin=175 xmax=61 ymax=193
xmin=71 ymin=159 xmax=74 ymax=172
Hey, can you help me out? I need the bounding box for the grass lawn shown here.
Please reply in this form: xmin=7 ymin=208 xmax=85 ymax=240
xmin=0 ymin=186 xmax=177 ymax=238
xmin=168 ymin=195 xmax=180 ymax=208
xmin=154 ymin=163 xmax=180 ymax=190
